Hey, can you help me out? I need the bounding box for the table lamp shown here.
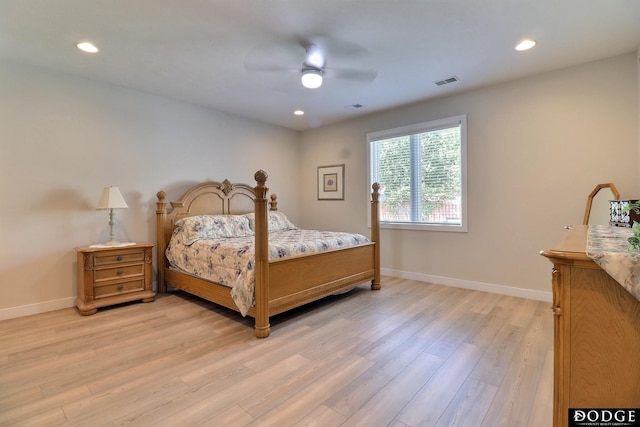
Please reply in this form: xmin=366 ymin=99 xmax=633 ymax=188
xmin=96 ymin=186 xmax=128 ymax=245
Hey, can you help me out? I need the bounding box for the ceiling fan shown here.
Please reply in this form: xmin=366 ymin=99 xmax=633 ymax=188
xmin=244 ymin=37 xmax=377 ymax=90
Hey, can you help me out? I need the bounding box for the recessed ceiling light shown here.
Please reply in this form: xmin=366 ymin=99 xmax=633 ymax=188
xmin=515 ymin=39 xmax=536 ymax=51
xmin=294 ymin=110 xmax=304 ymax=116
xmin=76 ymin=42 xmax=99 ymax=53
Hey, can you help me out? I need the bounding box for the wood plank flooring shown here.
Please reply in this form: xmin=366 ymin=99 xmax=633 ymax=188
xmin=0 ymin=277 xmax=553 ymax=426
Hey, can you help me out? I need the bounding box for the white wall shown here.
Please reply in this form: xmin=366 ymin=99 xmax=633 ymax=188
xmin=0 ymin=60 xmax=300 ymax=317
xmin=299 ymin=53 xmax=640 ymax=299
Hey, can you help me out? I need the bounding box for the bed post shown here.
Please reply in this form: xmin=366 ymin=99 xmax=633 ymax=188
xmin=156 ymin=191 xmax=168 ymax=293
xmin=253 ymin=170 xmax=271 ymax=338
xmin=371 ymin=182 xmax=381 ymax=290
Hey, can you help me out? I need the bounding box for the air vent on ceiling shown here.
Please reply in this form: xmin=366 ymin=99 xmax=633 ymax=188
xmin=434 ymin=76 xmax=459 ymax=86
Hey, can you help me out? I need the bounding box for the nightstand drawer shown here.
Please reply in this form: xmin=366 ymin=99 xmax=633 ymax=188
xmin=94 ymin=264 xmax=144 ymax=281
xmin=94 ymin=278 xmax=145 ymax=298
xmin=93 ymin=250 xmax=145 ymax=266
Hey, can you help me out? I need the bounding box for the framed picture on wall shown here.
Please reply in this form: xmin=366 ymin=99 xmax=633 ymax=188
xmin=317 ymin=164 xmax=345 ymax=200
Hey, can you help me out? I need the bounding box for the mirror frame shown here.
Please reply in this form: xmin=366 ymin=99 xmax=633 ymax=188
xmin=583 ymin=183 xmax=620 ymax=225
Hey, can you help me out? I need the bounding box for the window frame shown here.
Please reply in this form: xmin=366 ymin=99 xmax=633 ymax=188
xmin=367 ymin=114 xmax=468 ymax=232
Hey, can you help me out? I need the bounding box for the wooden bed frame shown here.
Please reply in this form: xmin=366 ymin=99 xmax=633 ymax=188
xmin=156 ymin=170 xmax=381 ymax=338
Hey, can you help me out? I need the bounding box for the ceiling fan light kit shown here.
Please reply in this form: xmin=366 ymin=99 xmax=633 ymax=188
xmin=301 ymin=68 xmax=323 ymax=88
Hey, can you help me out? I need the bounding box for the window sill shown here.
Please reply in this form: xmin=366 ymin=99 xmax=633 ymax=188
xmin=378 ymin=222 xmax=467 ymax=232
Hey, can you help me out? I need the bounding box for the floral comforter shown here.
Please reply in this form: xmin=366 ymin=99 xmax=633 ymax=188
xmin=166 ymin=229 xmax=370 ymax=315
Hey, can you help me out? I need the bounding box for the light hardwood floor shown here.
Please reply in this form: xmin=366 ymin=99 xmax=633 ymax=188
xmin=0 ymin=277 xmax=553 ymax=426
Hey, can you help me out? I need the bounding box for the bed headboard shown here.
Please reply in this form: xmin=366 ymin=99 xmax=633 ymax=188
xmin=155 ymin=170 xmax=276 ymax=291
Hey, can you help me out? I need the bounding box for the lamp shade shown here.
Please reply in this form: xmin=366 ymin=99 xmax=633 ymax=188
xmin=301 ymin=69 xmax=323 ymax=89
xmin=96 ymin=186 xmax=128 ymax=210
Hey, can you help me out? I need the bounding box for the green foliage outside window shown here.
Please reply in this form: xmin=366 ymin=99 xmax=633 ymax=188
xmin=372 ymin=126 xmax=461 ymax=223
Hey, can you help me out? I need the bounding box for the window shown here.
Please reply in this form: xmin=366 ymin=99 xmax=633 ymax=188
xmin=368 ymin=115 xmax=467 ymax=232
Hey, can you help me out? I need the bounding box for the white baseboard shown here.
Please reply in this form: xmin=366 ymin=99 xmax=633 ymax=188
xmin=0 ymin=282 xmax=162 ymax=321
xmin=0 ymin=297 xmax=76 ymax=321
xmin=381 ymin=268 xmax=552 ymax=302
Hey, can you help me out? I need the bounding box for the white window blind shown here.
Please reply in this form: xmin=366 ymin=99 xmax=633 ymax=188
xmin=368 ymin=115 xmax=467 ymax=232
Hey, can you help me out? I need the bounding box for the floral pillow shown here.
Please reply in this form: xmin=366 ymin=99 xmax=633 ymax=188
xmin=174 ymin=215 xmax=254 ymax=245
xmin=244 ymin=211 xmax=298 ymax=232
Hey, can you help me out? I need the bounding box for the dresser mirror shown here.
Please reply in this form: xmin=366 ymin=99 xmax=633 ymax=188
xmin=583 ymin=183 xmax=620 ymax=225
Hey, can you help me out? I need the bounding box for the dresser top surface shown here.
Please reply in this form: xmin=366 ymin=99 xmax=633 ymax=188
xmin=540 ymin=225 xmax=592 ymax=263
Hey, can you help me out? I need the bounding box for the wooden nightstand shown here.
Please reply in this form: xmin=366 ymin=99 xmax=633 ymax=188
xmin=75 ymin=243 xmax=155 ymax=315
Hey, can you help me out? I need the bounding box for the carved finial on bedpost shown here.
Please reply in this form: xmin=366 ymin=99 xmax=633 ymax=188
xmin=270 ymin=194 xmax=278 ymax=211
xmin=156 ymin=191 xmax=167 ymax=212
xmin=371 ymin=182 xmax=380 ymax=203
xmin=254 ymin=169 xmax=268 ymax=186
xmin=254 ymin=170 xmax=269 ymax=199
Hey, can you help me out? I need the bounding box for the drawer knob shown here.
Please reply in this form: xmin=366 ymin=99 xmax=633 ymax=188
xmin=117 ymin=255 xmax=124 ymax=261
xmin=117 ymin=285 xmax=123 ymax=291
xmin=117 ymin=269 xmax=124 ymax=275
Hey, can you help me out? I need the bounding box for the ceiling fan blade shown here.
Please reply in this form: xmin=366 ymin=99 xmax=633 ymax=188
xmin=306 ymin=36 xmax=370 ymax=60
xmin=244 ymin=37 xmax=305 ymax=73
xmin=325 ymin=67 xmax=378 ymax=82
xmin=244 ymin=62 xmax=298 ymax=74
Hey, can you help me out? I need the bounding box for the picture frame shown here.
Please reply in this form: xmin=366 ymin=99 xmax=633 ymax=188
xmin=317 ymin=164 xmax=345 ymax=200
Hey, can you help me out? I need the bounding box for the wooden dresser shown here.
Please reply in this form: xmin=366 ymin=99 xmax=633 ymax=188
xmin=75 ymin=243 xmax=155 ymax=315
xmin=541 ymin=225 xmax=640 ymax=427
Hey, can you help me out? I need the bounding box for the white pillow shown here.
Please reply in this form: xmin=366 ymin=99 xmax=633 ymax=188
xmin=244 ymin=211 xmax=297 ymax=232
xmin=174 ymin=215 xmax=254 ymax=245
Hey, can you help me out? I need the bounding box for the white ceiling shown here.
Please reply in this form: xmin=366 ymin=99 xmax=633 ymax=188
xmin=2 ymin=1 xmax=639 ymax=131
